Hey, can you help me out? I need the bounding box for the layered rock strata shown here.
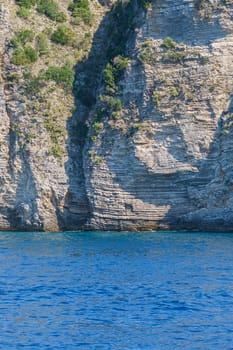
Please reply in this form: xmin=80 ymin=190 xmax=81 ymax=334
xmin=0 ymin=0 xmax=233 ymax=231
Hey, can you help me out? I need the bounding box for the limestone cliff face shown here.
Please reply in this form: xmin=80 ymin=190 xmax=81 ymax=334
xmin=84 ymin=0 xmax=233 ymax=231
xmin=1 ymin=0 xmax=233 ymax=231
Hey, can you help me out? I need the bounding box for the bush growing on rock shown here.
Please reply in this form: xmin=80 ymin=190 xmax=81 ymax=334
xmin=10 ymin=29 xmax=35 ymax=48
xmin=162 ymin=37 xmax=176 ymax=50
xmin=42 ymin=63 xmax=74 ymax=89
xmin=11 ymin=46 xmax=38 ymax=65
xmin=17 ymin=0 xmax=36 ymax=9
xmin=51 ymin=25 xmax=75 ymax=45
xmin=68 ymin=0 xmax=92 ymax=25
xmin=103 ymin=55 xmax=130 ymax=95
xmin=16 ymin=7 xmax=30 ymax=18
xmin=36 ymin=33 xmax=49 ymax=55
xmin=37 ymin=0 xmax=66 ymax=22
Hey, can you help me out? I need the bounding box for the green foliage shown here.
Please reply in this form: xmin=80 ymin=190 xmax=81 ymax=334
xmin=96 ymin=107 xmax=105 ymax=120
xmin=10 ymin=29 xmax=38 ymax=66
xmin=88 ymin=150 xmax=103 ymax=164
xmin=113 ymin=55 xmax=130 ymax=77
xmin=103 ymin=63 xmax=117 ymax=95
xmin=36 ymin=33 xmax=49 ymax=55
xmin=15 ymin=0 xmax=35 ymax=18
xmin=16 ymin=7 xmax=30 ymax=18
xmin=162 ymin=37 xmax=176 ymax=50
xmin=42 ymin=63 xmax=74 ymax=89
xmin=44 ymin=117 xmax=65 ymax=142
xmin=79 ymin=32 xmax=92 ymax=51
xmin=49 ymin=144 xmax=65 ymax=159
xmin=24 ymin=131 xmax=36 ymax=145
xmin=153 ymin=91 xmax=161 ymax=106
xmin=24 ymin=46 xmax=38 ymax=62
xmin=105 ymin=96 xmax=122 ymax=112
xmin=93 ymin=121 xmax=103 ymax=133
xmin=11 ymin=48 xmax=26 ymax=65
xmin=165 ymin=50 xmax=186 ymax=63
xmin=44 ymin=115 xmax=66 ymax=160
xmin=139 ymin=41 xmax=156 ymax=66
xmin=23 ymin=72 xmax=44 ymax=95
xmin=11 ymin=46 xmax=38 ymax=65
xmin=10 ymin=29 xmax=35 ymax=48
xmin=200 ymin=56 xmax=209 ymax=65
xmin=138 ymin=0 xmax=152 ymax=9
xmin=17 ymin=0 xmax=36 ymax=9
xmin=99 ymin=95 xmax=122 ymax=118
xmin=68 ymin=0 xmax=92 ymax=25
xmin=103 ymin=55 xmax=130 ymax=95
xmin=37 ymin=0 xmax=66 ymax=22
xmin=161 ymin=37 xmax=186 ymax=64
xmin=170 ymin=86 xmax=180 ymax=98
xmin=51 ymin=25 xmax=75 ymax=45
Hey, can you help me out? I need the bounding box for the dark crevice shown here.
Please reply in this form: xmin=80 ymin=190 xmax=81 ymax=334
xmin=63 ymin=0 xmax=149 ymax=230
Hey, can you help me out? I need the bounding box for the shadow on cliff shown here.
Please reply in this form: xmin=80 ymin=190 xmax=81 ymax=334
xmin=105 ymin=93 xmax=233 ymax=230
xmin=84 ymin=0 xmax=233 ymax=230
xmin=60 ymin=0 xmax=231 ymax=230
xmin=58 ymin=0 xmax=147 ymax=230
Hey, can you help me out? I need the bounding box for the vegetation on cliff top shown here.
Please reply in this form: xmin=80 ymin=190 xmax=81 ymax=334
xmin=8 ymin=0 xmax=152 ymax=159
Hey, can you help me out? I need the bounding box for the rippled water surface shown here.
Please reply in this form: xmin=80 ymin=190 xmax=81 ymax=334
xmin=1 ymin=231 xmax=233 ymax=349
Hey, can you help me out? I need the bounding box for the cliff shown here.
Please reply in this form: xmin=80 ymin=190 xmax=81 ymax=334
xmin=0 ymin=0 xmax=233 ymax=231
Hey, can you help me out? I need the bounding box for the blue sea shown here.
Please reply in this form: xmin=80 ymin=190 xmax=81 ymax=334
xmin=0 ymin=231 xmax=233 ymax=349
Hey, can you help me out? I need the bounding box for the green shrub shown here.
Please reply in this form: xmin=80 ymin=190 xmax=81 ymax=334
xmin=51 ymin=25 xmax=75 ymax=45
xmin=138 ymin=0 xmax=151 ymax=9
xmin=162 ymin=37 xmax=176 ymax=50
xmin=42 ymin=63 xmax=74 ymax=89
xmin=16 ymin=7 xmax=30 ymax=18
xmin=93 ymin=107 xmax=105 ymax=122
xmin=36 ymin=33 xmax=49 ymax=55
xmin=11 ymin=45 xmax=38 ymax=65
xmin=153 ymin=91 xmax=161 ymax=106
xmin=23 ymin=72 xmax=44 ymax=95
xmin=139 ymin=41 xmax=157 ymax=66
xmin=170 ymin=86 xmax=180 ymax=98
xmin=17 ymin=0 xmax=36 ymax=9
xmin=103 ymin=55 xmax=129 ymax=95
xmin=113 ymin=55 xmax=130 ymax=78
xmin=37 ymin=0 xmax=66 ymax=22
xmin=44 ymin=115 xmax=66 ymax=160
xmin=10 ymin=29 xmax=34 ymax=48
xmin=103 ymin=63 xmax=117 ymax=95
xmin=24 ymin=46 xmax=38 ymax=62
xmin=93 ymin=121 xmax=103 ymax=133
xmin=68 ymin=0 xmax=92 ymax=25
xmin=165 ymin=50 xmax=186 ymax=63
xmin=100 ymin=95 xmax=122 ymax=115
xmin=200 ymin=56 xmax=209 ymax=65
xmin=79 ymin=32 xmax=92 ymax=51
xmin=49 ymin=144 xmax=65 ymax=159
xmin=106 ymin=97 xmax=122 ymax=112
xmin=11 ymin=48 xmax=27 ymax=65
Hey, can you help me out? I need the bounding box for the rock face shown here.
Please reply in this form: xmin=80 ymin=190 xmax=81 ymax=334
xmin=1 ymin=0 xmax=233 ymax=231
xmin=84 ymin=0 xmax=233 ymax=231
